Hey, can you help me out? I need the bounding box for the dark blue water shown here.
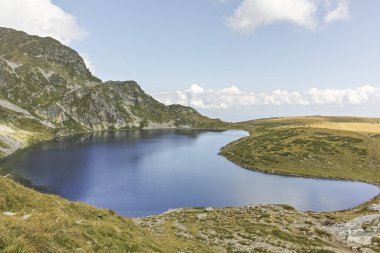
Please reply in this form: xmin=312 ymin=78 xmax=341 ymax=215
xmin=1 ymin=130 xmax=379 ymax=217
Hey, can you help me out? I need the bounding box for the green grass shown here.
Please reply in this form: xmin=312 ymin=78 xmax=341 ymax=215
xmin=221 ymin=116 xmax=380 ymax=184
xmin=0 ymin=176 xmax=219 ymax=253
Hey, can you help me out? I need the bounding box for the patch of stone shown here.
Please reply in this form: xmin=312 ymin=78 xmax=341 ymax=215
xmin=326 ymin=214 xmax=380 ymax=247
xmin=0 ymin=99 xmax=31 ymax=115
xmin=0 ymin=135 xmax=21 ymax=155
xmin=4 ymin=60 xmax=22 ymax=72
xmin=3 ymin=212 xmax=16 ymax=216
xmin=360 ymin=248 xmax=377 ymax=253
xmin=369 ymin=204 xmax=380 ymax=212
xmin=162 ymin=208 xmax=185 ymax=215
xmin=0 ymin=124 xmax=15 ymax=134
xmin=196 ymin=213 xmax=208 ymax=220
xmin=21 ymin=214 xmax=31 ymax=220
xmin=74 ymin=220 xmax=84 ymax=225
xmin=173 ymin=220 xmax=193 ymax=239
xmin=38 ymin=68 xmax=55 ymax=80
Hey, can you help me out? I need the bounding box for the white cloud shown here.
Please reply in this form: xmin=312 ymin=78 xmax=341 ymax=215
xmin=154 ymin=84 xmax=380 ymax=109
xmin=228 ymin=0 xmax=317 ymax=33
xmin=0 ymin=0 xmax=88 ymax=44
xmin=324 ymin=0 xmax=350 ymax=24
xmin=227 ymin=0 xmax=350 ymax=33
xmin=79 ymin=53 xmax=96 ymax=75
xmin=307 ymin=85 xmax=375 ymax=104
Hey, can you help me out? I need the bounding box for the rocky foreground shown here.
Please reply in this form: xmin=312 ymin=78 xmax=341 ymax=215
xmin=135 ymin=197 xmax=380 ymax=253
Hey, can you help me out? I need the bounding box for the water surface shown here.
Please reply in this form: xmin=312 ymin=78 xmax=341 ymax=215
xmin=1 ymin=130 xmax=379 ymax=217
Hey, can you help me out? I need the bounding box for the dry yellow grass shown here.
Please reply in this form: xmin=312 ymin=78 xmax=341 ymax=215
xmin=311 ymin=122 xmax=380 ymax=134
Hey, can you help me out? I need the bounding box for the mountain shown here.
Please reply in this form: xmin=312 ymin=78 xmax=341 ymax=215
xmin=0 ymin=27 xmax=225 ymax=157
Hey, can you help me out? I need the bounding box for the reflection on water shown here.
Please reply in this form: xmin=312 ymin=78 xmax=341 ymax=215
xmin=1 ymin=130 xmax=379 ymax=217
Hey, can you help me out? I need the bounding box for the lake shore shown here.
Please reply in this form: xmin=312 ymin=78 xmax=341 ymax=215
xmin=2 ymin=129 xmax=376 ymax=216
xmin=1 ymin=116 xmax=380 ymax=252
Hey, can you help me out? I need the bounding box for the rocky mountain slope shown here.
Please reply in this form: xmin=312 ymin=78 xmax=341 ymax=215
xmin=0 ymin=27 xmax=224 ymax=157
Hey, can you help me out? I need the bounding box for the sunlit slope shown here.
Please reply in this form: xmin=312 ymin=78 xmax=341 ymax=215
xmin=0 ymin=176 xmax=225 ymax=253
xmin=222 ymin=116 xmax=380 ymax=184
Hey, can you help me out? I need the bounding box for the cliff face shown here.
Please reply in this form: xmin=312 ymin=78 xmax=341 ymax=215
xmin=0 ymin=27 xmax=224 ymax=156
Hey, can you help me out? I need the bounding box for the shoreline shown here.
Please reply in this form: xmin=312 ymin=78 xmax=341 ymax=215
xmin=1 ymin=127 xmax=379 ymax=217
xmin=0 ymin=126 xmax=230 ymax=160
xmin=220 ymin=150 xmax=380 ymax=187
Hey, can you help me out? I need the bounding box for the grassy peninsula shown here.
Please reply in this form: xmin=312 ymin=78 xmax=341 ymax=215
xmin=222 ymin=116 xmax=380 ymax=185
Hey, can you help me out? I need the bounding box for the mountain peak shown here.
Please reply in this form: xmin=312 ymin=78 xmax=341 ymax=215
xmin=0 ymin=27 xmax=98 ymax=82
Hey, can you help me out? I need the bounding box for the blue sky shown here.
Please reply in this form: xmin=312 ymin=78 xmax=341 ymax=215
xmin=1 ymin=0 xmax=380 ymax=121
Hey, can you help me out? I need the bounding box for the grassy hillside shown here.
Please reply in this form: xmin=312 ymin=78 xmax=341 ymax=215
xmin=221 ymin=116 xmax=380 ymax=184
xmin=0 ymin=176 xmax=224 ymax=253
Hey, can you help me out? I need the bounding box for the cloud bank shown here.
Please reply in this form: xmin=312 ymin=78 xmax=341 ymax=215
xmin=227 ymin=0 xmax=350 ymax=33
xmin=154 ymin=84 xmax=380 ymax=109
xmin=0 ymin=0 xmax=87 ymax=44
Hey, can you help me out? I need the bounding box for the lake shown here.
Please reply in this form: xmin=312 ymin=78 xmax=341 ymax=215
xmin=1 ymin=130 xmax=379 ymax=217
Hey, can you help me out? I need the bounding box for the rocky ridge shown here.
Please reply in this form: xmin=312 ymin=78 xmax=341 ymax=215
xmin=0 ymin=27 xmax=224 ymax=157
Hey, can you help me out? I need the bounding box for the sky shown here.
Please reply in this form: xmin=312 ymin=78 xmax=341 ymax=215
xmin=0 ymin=0 xmax=380 ymax=121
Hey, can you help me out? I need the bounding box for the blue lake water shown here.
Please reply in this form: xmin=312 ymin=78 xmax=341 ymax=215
xmin=1 ymin=130 xmax=379 ymax=217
